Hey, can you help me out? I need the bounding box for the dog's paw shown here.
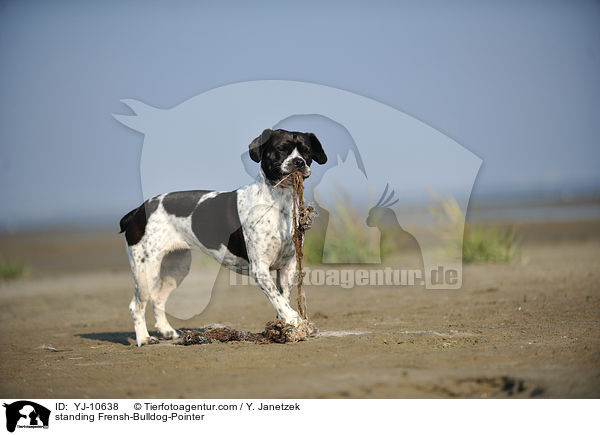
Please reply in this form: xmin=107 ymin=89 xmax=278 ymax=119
xmin=137 ymin=336 xmax=160 ymax=346
xmin=284 ymin=319 xmax=318 ymax=342
xmin=285 ymin=315 xmax=303 ymax=328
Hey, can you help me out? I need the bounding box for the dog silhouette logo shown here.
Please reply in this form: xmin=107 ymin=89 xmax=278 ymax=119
xmin=3 ymin=401 xmax=50 ymax=432
xmin=113 ymin=80 xmax=481 ymax=321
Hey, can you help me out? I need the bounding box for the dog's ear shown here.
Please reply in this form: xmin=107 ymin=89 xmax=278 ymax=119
xmin=248 ymin=129 xmax=273 ymax=163
xmin=308 ymin=133 xmax=327 ymax=165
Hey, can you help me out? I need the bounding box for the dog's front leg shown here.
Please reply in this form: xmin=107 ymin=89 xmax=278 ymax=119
xmin=276 ymin=256 xmax=297 ymax=302
xmin=250 ymin=261 xmax=301 ymax=327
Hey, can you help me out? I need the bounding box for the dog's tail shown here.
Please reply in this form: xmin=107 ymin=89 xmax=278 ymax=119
xmin=119 ymin=208 xmax=137 ymax=233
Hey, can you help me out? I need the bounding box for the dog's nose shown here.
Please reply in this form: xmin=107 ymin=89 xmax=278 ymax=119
xmin=292 ymin=158 xmax=305 ymax=169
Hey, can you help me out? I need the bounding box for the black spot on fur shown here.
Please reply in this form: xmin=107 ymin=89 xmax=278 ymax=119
xmin=191 ymin=191 xmax=248 ymax=261
xmin=119 ymin=198 xmax=160 ymax=246
xmin=163 ymin=190 xmax=211 ymax=217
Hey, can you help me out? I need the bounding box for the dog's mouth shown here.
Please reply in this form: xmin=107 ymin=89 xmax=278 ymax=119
xmin=283 ymin=169 xmax=310 ymax=178
xmin=281 ymin=165 xmax=311 ymax=178
xmin=273 ymin=170 xmax=309 ymax=188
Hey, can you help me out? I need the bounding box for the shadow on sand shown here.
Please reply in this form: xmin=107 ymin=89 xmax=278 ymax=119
xmin=75 ymin=332 xmax=135 ymax=346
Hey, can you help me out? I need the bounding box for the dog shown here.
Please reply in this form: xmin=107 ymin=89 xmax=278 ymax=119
xmin=119 ymin=129 xmax=327 ymax=346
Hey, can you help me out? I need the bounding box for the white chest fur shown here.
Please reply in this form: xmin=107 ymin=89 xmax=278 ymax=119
xmin=237 ymin=172 xmax=295 ymax=269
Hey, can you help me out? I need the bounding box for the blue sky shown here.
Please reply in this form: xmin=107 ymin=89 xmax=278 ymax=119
xmin=0 ymin=0 xmax=599 ymax=230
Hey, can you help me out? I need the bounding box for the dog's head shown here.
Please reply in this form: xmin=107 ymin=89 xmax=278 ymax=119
xmin=248 ymin=129 xmax=327 ymax=185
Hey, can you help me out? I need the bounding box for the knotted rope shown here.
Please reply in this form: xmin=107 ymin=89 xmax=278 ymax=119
xmin=291 ymin=172 xmax=315 ymax=320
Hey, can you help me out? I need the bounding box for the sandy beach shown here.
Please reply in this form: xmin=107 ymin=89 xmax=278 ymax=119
xmin=0 ymin=220 xmax=598 ymax=398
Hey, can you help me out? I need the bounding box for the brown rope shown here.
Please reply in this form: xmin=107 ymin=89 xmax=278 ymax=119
xmin=291 ymin=172 xmax=315 ymax=320
xmin=179 ymin=320 xmax=293 ymax=345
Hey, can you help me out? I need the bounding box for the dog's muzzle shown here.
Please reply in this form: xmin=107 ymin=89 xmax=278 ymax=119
xmin=282 ymin=158 xmax=310 ymax=179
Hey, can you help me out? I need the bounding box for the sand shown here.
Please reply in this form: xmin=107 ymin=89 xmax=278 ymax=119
xmin=0 ymin=220 xmax=598 ymax=398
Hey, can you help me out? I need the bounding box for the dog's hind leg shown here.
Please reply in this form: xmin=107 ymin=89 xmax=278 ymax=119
xmin=128 ymin=272 xmax=159 ymax=346
xmin=126 ymin=246 xmax=161 ymax=346
xmin=151 ymin=248 xmax=192 ymax=339
xmin=129 ymin=286 xmax=155 ymax=346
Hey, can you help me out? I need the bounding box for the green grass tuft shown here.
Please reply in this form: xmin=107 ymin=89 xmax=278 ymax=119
xmin=303 ymin=193 xmax=378 ymax=264
xmin=0 ymin=259 xmax=26 ymax=280
xmin=302 ymin=192 xmax=519 ymax=265
xmin=462 ymin=224 xmax=519 ymax=264
xmin=303 ymin=229 xmax=326 ymax=265
xmin=430 ymin=194 xmax=519 ymax=264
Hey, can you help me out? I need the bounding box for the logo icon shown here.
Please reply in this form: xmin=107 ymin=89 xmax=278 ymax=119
xmin=114 ymin=80 xmax=481 ymax=319
xmin=3 ymin=401 xmax=50 ymax=432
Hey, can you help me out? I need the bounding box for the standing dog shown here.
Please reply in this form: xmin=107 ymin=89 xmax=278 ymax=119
xmin=119 ymin=129 xmax=327 ymax=346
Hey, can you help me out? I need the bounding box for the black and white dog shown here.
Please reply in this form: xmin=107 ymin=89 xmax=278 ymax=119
xmin=119 ymin=129 xmax=327 ymax=346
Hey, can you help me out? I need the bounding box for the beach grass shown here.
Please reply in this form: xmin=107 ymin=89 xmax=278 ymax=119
xmin=0 ymin=258 xmax=26 ymax=280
